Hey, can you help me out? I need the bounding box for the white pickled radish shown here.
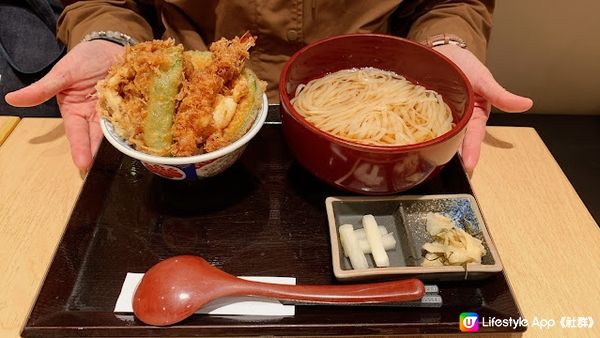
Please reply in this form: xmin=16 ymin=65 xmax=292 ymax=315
xmin=338 ymin=224 xmax=369 ymax=269
xmin=354 ymin=225 xmax=388 ymax=239
xmin=357 ymin=233 xmax=396 ymax=253
xmin=362 ymin=214 xmax=390 ymax=267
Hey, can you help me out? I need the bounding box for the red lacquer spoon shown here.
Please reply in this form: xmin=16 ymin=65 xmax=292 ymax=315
xmin=133 ymin=255 xmax=425 ymax=326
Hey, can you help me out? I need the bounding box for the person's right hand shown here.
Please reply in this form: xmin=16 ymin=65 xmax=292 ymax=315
xmin=5 ymin=40 xmax=124 ymax=171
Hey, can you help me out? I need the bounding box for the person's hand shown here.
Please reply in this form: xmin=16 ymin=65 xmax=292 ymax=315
xmin=434 ymin=44 xmax=533 ymax=172
xmin=5 ymin=40 xmax=124 ymax=171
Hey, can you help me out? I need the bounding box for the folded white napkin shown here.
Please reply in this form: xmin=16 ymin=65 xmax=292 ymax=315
xmin=114 ymin=272 xmax=296 ymax=316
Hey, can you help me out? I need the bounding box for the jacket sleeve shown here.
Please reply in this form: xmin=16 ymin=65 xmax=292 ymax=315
xmin=394 ymin=0 xmax=494 ymax=62
xmin=57 ymin=0 xmax=155 ymax=50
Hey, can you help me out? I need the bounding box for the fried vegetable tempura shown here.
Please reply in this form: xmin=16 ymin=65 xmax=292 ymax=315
xmin=96 ymin=33 xmax=266 ymax=157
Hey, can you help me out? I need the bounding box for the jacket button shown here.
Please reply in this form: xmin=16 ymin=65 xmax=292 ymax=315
xmin=286 ymin=29 xmax=299 ymax=42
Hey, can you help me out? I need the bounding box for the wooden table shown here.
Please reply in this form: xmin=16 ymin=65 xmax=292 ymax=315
xmin=0 ymin=118 xmax=598 ymax=338
xmin=0 ymin=116 xmax=20 ymax=147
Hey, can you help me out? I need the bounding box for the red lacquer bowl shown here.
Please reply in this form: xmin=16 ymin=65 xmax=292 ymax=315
xmin=279 ymin=34 xmax=474 ymax=194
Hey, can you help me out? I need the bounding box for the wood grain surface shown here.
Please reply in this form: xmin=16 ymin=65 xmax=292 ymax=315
xmin=0 ymin=120 xmax=598 ymax=337
xmin=0 ymin=116 xmax=20 ymax=146
xmin=470 ymin=127 xmax=599 ymax=337
xmin=0 ymin=119 xmax=82 ymax=338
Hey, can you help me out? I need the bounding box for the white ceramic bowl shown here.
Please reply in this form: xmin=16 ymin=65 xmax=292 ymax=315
xmin=100 ymin=94 xmax=268 ymax=180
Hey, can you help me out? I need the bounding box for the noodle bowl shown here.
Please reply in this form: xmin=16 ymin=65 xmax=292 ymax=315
xmin=291 ymin=68 xmax=453 ymax=146
xmin=279 ymin=34 xmax=474 ymax=194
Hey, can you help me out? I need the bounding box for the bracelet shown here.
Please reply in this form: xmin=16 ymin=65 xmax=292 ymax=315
xmin=81 ymin=31 xmax=138 ymax=46
xmin=421 ymin=33 xmax=467 ymax=49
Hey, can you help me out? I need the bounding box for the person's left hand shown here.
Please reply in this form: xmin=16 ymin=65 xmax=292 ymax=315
xmin=433 ymin=44 xmax=533 ymax=172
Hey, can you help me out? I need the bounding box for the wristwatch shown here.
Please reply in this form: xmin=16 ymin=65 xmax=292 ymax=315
xmin=421 ymin=33 xmax=467 ymax=49
xmin=82 ymin=31 xmax=138 ymax=46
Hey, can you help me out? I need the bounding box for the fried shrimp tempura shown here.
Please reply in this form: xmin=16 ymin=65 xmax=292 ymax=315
xmin=170 ymin=51 xmax=218 ymax=156
xmin=97 ymin=33 xmax=265 ymax=157
xmin=171 ymin=33 xmax=256 ymax=156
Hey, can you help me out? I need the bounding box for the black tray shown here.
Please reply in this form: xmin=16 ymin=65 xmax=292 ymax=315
xmin=23 ymin=106 xmax=525 ymax=337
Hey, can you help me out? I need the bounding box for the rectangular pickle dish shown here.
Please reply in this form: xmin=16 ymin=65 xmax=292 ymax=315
xmin=326 ymin=194 xmax=503 ymax=281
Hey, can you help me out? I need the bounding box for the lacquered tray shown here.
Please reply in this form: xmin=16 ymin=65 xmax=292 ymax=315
xmin=23 ymin=106 xmax=525 ymax=337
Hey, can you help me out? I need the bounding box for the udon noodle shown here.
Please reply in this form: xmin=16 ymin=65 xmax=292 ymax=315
xmin=291 ymin=67 xmax=453 ymax=146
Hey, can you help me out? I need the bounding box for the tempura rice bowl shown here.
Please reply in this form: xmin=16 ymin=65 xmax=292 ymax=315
xmin=101 ymin=94 xmax=268 ymax=180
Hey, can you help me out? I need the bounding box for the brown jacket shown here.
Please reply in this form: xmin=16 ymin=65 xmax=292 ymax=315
xmin=57 ymin=0 xmax=494 ymax=101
